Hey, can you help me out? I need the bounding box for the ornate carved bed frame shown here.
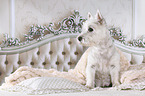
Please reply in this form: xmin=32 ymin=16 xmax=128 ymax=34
xmin=0 ymin=10 xmax=145 ymax=85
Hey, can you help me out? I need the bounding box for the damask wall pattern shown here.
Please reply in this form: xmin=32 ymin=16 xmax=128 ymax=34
xmin=0 ymin=0 xmax=10 ymax=43
xmin=0 ymin=0 xmax=133 ymax=42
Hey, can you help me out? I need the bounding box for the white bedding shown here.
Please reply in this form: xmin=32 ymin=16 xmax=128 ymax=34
xmin=1 ymin=77 xmax=89 ymax=95
xmin=0 ymin=90 xmax=145 ymax=96
xmin=1 ymin=77 xmax=145 ymax=96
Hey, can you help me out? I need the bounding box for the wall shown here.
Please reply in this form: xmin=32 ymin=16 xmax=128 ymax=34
xmin=135 ymin=0 xmax=145 ymax=39
xmin=0 ymin=0 xmax=10 ymax=43
xmin=0 ymin=0 xmax=133 ymax=42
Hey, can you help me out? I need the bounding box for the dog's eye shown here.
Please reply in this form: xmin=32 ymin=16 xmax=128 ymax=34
xmin=88 ymin=27 xmax=93 ymax=32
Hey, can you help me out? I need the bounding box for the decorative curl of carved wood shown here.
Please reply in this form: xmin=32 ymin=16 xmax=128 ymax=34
xmin=0 ymin=10 xmax=86 ymax=48
xmin=0 ymin=10 xmax=145 ymax=48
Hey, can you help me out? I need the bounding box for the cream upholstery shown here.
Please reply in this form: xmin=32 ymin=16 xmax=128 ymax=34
xmin=0 ymin=37 xmax=87 ymax=85
xmin=0 ymin=35 xmax=145 ymax=85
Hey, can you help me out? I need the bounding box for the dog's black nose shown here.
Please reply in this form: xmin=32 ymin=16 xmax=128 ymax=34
xmin=78 ymin=36 xmax=82 ymax=42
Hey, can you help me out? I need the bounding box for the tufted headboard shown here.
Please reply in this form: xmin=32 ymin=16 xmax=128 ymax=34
xmin=0 ymin=10 xmax=145 ymax=85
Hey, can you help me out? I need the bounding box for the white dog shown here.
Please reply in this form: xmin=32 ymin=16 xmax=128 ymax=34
xmin=77 ymin=10 xmax=120 ymax=88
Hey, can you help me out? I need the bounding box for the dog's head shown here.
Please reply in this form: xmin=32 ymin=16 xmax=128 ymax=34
xmin=77 ymin=10 xmax=109 ymax=46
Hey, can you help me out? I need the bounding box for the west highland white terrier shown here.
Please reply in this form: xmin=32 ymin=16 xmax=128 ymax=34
xmin=77 ymin=10 xmax=120 ymax=88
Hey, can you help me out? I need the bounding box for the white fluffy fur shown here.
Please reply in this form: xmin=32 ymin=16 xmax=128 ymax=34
xmin=77 ymin=11 xmax=120 ymax=88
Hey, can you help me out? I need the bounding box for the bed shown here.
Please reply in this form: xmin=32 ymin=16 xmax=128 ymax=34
xmin=0 ymin=10 xmax=145 ymax=96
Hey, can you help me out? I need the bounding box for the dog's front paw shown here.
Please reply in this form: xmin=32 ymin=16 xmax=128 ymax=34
xmin=85 ymin=85 xmax=93 ymax=89
xmin=92 ymin=87 xmax=104 ymax=91
xmin=112 ymin=82 xmax=120 ymax=87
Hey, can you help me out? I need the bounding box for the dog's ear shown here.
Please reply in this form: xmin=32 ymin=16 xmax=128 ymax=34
xmin=87 ymin=12 xmax=93 ymax=19
xmin=96 ymin=10 xmax=102 ymax=20
xmin=95 ymin=10 xmax=105 ymax=25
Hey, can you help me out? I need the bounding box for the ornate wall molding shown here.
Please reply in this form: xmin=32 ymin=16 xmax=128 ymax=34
xmin=109 ymin=27 xmax=145 ymax=48
xmin=48 ymin=10 xmax=86 ymax=35
xmin=0 ymin=10 xmax=145 ymax=55
xmin=0 ymin=10 xmax=86 ymax=48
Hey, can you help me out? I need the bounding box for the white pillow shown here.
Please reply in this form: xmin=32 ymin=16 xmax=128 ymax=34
xmin=3 ymin=77 xmax=89 ymax=95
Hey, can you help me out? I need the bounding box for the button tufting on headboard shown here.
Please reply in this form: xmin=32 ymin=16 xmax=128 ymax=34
xmin=68 ymin=41 xmax=72 ymax=45
xmin=3 ymin=35 xmax=144 ymax=85
xmin=55 ymin=61 xmax=59 ymax=65
xmin=37 ymin=51 xmax=40 ymax=55
xmin=30 ymin=62 xmax=34 ymax=65
xmin=49 ymin=51 xmax=53 ymax=55
xmin=62 ymin=52 xmax=66 ymax=55
xmin=130 ymin=61 xmax=133 ymax=64
xmin=74 ymin=51 xmax=79 ymax=55
xmin=42 ymin=62 xmax=46 ymax=65
xmin=0 ymin=35 xmax=145 ymax=86
xmin=5 ymin=60 xmax=8 ymax=65
xmin=68 ymin=62 xmax=72 ymax=65
xmin=17 ymin=61 xmax=21 ymax=65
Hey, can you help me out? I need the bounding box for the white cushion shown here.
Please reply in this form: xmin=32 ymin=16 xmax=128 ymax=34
xmin=2 ymin=77 xmax=89 ymax=95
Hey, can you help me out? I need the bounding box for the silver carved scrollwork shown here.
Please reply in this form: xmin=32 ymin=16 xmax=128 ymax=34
xmin=0 ymin=10 xmax=85 ymax=48
xmin=48 ymin=10 xmax=86 ymax=35
xmin=0 ymin=10 xmax=145 ymax=48
xmin=24 ymin=24 xmax=50 ymax=41
xmin=0 ymin=34 xmax=21 ymax=47
xmin=109 ymin=27 xmax=145 ymax=48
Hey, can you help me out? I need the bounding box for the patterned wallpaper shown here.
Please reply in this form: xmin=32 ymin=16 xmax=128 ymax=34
xmin=0 ymin=0 xmax=133 ymax=42
xmin=0 ymin=0 xmax=10 ymax=43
